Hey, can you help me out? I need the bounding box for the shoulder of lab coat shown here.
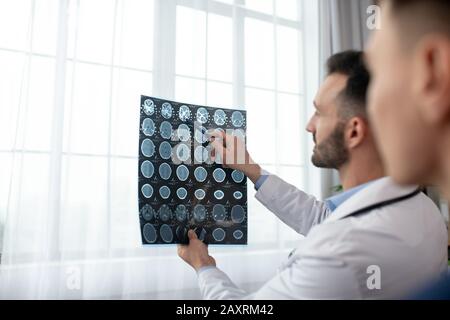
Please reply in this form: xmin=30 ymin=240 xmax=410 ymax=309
xmin=254 ymin=173 xmax=331 ymax=236
xmin=311 ymin=177 xmax=448 ymax=298
xmin=198 ymin=177 xmax=448 ymax=300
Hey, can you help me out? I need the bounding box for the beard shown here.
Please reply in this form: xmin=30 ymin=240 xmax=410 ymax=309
xmin=311 ymin=122 xmax=349 ymax=169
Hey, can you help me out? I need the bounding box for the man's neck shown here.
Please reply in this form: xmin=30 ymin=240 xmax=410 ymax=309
xmin=338 ymin=159 xmax=385 ymax=191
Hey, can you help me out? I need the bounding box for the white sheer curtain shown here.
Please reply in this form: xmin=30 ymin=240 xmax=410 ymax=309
xmin=0 ymin=0 xmax=320 ymax=299
xmin=318 ymin=0 xmax=373 ymax=198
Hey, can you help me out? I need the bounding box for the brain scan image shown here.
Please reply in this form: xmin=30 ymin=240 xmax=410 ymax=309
xmin=193 ymin=204 xmax=207 ymax=222
xmin=213 ymin=109 xmax=227 ymax=126
xmin=176 ymin=187 xmax=188 ymax=200
xmin=142 ymin=118 xmax=155 ymax=136
xmin=174 ymin=143 xmax=190 ymax=163
xmin=212 ymin=228 xmax=226 ymax=242
xmin=233 ymin=229 xmax=243 ymax=240
xmin=141 ymin=160 xmax=154 ymax=178
xmin=160 ymin=224 xmax=173 ymax=243
xmin=161 ymin=102 xmax=173 ymax=119
xmin=141 ymin=139 xmax=155 ymax=157
xmin=175 ymin=205 xmax=188 ymax=222
xmin=158 ymin=204 xmax=172 ymax=222
xmin=194 ymin=189 xmax=206 ymax=200
xmin=196 ymin=107 xmax=209 ymax=124
xmin=178 ymin=105 xmax=191 ymax=121
xmin=159 ymin=121 xmax=172 ymax=139
xmin=212 ymin=204 xmax=226 ymax=222
xmin=194 ymin=146 xmax=208 ymax=163
xmin=231 ymin=111 xmax=244 ymax=127
xmin=231 ymin=170 xmax=245 ymax=183
xmin=139 ymin=96 xmax=247 ymax=245
xmin=177 ymin=124 xmax=191 ymax=142
xmin=159 ymin=141 xmax=172 ymax=160
xmin=143 ymin=99 xmax=155 ymax=116
xmin=141 ymin=184 xmax=153 ymax=198
xmin=231 ymin=205 xmax=245 ymax=223
xmin=143 ymin=223 xmax=157 ymax=243
xmin=194 ymin=166 xmax=208 ymax=182
xmin=233 ymin=191 xmax=243 ymax=200
xmin=214 ymin=190 xmax=224 ymax=200
xmin=176 ymin=165 xmax=189 ymax=181
xmin=141 ymin=204 xmax=155 ymax=221
xmin=213 ymin=168 xmax=226 ymax=183
xmin=159 ymin=186 xmax=171 ymax=199
xmin=158 ymin=162 xmax=172 ymax=180
xmin=194 ymin=125 xmax=208 ymax=144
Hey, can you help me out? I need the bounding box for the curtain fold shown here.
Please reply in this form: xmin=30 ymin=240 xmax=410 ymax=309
xmin=318 ymin=0 xmax=373 ymax=198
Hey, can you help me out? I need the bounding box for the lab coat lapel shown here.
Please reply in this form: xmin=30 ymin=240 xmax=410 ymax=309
xmin=323 ymin=177 xmax=419 ymax=223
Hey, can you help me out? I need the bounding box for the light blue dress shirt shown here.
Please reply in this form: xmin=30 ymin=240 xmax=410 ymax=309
xmin=323 ymin=180 xmax=373 ymax=212
xmin=254 ymin=174 xmax=269 ymax=190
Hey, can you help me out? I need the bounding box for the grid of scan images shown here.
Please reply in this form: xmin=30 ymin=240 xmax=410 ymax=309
xmin=138 ymin=95 xmax=248 ymax=245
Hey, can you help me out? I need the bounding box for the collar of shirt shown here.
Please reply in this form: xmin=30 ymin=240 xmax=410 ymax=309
xmin=324 ymin=180 xmax=376 ymax=212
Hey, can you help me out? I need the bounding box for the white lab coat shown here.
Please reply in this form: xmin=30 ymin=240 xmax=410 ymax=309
xmin=198 ymin=176 xmax=448 ymax=299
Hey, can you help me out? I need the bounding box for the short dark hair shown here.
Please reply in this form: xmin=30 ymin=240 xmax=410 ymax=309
xmin=381 ymin=0 xmax=450 ymax=38
xmin=326 ymin=50 xmax=370 ymax=119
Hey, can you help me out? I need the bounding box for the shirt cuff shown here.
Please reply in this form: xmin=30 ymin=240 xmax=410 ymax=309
xmin=254 ymin=175 xmax=269 ymax=190
xmin=196 ymin=265 xmax=217 ymax=276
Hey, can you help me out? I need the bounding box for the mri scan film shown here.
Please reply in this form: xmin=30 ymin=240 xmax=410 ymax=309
xmin=138 ymin=96 xmax=248 ymax=245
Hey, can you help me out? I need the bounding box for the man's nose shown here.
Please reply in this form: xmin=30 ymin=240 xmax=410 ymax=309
xmin=305 ymin=118 xmax=315 ymax=133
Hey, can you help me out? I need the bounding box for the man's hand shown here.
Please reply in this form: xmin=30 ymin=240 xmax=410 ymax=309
xmin=209 ymin=130 xmax=262 ymax=184
xmin=177 ymin=230 xmax=216 ymax=272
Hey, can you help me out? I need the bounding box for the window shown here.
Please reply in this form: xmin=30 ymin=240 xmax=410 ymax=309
xmin=172 ymin=0 xmax=310 ymax=250
xmin=0 ymin=0 xmax=318 ymax=261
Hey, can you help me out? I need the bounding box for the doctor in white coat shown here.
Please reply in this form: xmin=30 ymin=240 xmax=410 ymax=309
xmin=177 ymin=51 xmax=448 ymax=299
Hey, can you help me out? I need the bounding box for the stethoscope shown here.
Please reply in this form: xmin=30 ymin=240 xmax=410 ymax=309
xmin=287 ymin=187 xmax=423 ymax=258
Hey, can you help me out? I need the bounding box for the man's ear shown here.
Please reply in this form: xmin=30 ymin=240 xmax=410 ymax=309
xmin=345 ymin=116 xmax=367 ymax=149
xmin=412 ymin=35 xmax=450 ymax=124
